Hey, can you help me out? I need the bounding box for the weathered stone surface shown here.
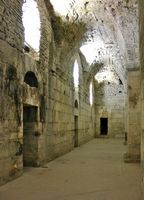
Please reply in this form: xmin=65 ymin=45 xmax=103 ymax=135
xmin=0 ymin=0 xmax=95 ymax=185
xmin=94 ymin=80 xmax=125 ymax=138
xmin=0 ymin=1 xmax=143 ymax=194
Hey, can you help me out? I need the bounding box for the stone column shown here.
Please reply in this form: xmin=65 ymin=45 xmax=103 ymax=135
xmin=124 ymin=69 xmax=141 ymax=162
xmin=139 ymin=0 xmax=144 ymax=176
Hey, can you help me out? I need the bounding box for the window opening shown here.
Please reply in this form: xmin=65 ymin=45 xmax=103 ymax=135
xmin=24 ymin=71 xmax=38 ymax=88
xmin=22 ymin=0 xmax=41 ymax=51
xmin=73 ymin=60 xmax=79 ymax=88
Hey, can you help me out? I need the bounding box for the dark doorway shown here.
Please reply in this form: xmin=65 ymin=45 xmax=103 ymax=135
xmin=100 ymin=118 xmax=108 ymax=135
xmin=23 ymin=105 xmax=38 ymax=166
xmin=74 ymin=116 xmax=78 ymax=147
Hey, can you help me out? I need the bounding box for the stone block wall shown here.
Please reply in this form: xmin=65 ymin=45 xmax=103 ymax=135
xmin=124 ymin=69 xmax=141 ymax=163
xmin=139 ymin=0 xmax=144 ymax=194
xmin=0 ymin=0 xmax=24 ymax=50
xmin=46 ymin=70 xmax=75 ymax=158
xmin=73 ymin=53 xmax=95 ymax=146
xmin=94 ymin=81 xmax=125 ymax=138
xmin=78 ymin=103 xmax=95 ymax=145
xmin=44 ymin=51 xmax=95 ymax=160
xmin=0 ymin=0 xmax=25 ymax=185
xmin=0 ymin=0 xmax=96 ymax=185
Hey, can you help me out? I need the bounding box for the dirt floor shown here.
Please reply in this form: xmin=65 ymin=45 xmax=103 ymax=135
xmin=0 ymin=139 xmax=142 ymax=200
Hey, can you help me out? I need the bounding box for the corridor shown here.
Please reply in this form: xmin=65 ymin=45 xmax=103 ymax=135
xmin=0 ymin=139 xmax=142 ymax=200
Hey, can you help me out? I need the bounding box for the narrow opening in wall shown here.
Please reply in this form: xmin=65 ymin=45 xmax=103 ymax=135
xmin=73 ymin=60 xmax=79 ymax=88
xmin=75 ymin=100 xmax=78 ymax=108
xmin=100 ymin=118 xmax=108 ymax=135
xmin=89 ymin=82 xmax=93 ymax=105
xmin=23 ymin=105 xmax=38 ymax=166
xmin=22 ymin=0 xmax=41 ymax=51
xmin=74 ymin=115 xmax=78 ymax=147
xmin=24 ymin=71 xmax=38 ymax=88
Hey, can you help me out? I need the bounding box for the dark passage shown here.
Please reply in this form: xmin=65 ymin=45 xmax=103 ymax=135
xmin=23 ymin=106 xmax=38 ymax=122
xmin=23 ymin=105 xmax=38 ymax=166
xmin=74 ymin=116 xmax=78 ymax=147
xmin=100 ymin=118 xmax=108 ymax=135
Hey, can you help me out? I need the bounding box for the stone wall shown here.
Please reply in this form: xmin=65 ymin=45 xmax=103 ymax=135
xmin=94 ymin=80 xmax=125 ymax=138
xmin=0 ymin=0 xmax=95 ymax=185
xmin=124 ymin=69 xmax=141 ymax=163
xmin=74 ymin=54 xmax=95 ymax=146
xmin=139 ymin=0 xmax=144 ymax=194
xmin=0 ymin=0 xmax=24 ymax=50
xmin=0 ymin=0 xmax=24 ymax=185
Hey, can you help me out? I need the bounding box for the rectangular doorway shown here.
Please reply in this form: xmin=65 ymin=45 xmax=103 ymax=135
xmin=23 ymin=105 xmax=38 ymax=166
xmin=100 ymin=118 xmax=108 ymax=135
xmin=74 ymin=116 xmax=78 ymax=147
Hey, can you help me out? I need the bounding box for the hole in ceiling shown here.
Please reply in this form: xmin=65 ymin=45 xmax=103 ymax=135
xmin=80 ymin=41 xmax=105 ymax=64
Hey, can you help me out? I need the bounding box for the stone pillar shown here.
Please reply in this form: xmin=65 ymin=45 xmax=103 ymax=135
xmin=141 ymin=80 xmax=144 ymax=163
xmin=138 ymin=0 xmax=144 ymax=196
xmin=139 ymin=0 xmax=144 ymax=180
xmin=124 ymin=69 xmax=141 ymax=162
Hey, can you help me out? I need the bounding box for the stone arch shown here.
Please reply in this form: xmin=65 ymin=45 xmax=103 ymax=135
xmin=24 ymin=71 xmax=38 ymax=88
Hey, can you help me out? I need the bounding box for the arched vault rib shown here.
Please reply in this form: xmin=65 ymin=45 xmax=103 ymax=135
xmin=85 ymin=62 xmax=104 ymax=85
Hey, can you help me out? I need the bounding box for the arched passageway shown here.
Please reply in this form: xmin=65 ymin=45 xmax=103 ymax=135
xmin=0 ymin=0 xmax=142 ymax=193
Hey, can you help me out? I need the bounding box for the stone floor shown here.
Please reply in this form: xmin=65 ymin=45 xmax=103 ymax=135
xmin=0 ymin=139 xmax=142 ymax=200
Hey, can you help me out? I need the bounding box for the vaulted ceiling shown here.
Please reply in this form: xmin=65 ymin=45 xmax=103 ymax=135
xmin=50 ymin=0 xmax=139 ymax=86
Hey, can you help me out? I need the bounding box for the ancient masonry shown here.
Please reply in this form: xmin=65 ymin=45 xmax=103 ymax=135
xmin=0 ymin=0 xmax=143 ymax=190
